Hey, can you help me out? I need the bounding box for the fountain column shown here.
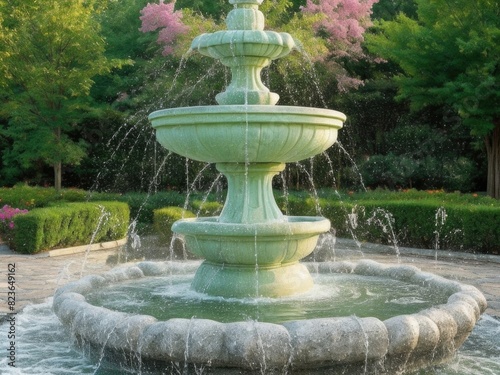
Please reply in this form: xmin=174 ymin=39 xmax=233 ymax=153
xmin=217 ymin=163 xmax=285 ymax=223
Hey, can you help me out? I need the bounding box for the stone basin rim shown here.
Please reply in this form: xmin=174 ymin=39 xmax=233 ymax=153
xmin=53 ymin=259 xmax=487 ymax=373
xmin=192 ymin=30 xmax=294 ymax=46
xmin=172 ymin=216 xmax=331 ymax=237
xmin=149 ymin=105 xmax=347 ymax=126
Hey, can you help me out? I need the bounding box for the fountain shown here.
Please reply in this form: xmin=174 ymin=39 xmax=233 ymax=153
xmin=148 ymin=0 xmax=344 ymax=298
xmin=53 ymin=0 xmax=486 ymax=373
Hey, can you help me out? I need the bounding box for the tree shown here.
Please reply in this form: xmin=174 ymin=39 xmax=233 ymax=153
xmin=365 ymin=0 xmax=500 ymax=198
xmin=301 ymin=0 xmax=380 ymax=91
xmin=371 ymin=0 xmax=417 ymax=21
xmin=0 ymin=0 xmax=129 ymax=190
xmin=139 ymin=2 xmax=189 ymax=56
xmin=139 ymin=0 xmax=380 ymax=93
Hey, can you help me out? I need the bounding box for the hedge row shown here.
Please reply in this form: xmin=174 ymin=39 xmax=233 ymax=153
xmin=153 ymin=206 xmax=195 ymax=241
xmin=0 ymin=185 xmax=120 ymax=209
xmin=13 ymin=202 xmax=129 ymax=254
xmin=285 ymin=197 xmax=500 ymax=254
xmin=3 ymin=186 xmax=499 ymax=254
xmin=152 ymin=201 xmax=223 ymax=240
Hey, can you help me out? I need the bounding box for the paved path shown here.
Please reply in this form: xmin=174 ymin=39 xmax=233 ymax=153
xmin=0 ymin=244 xmax=119 ymax=315
xmin=0 ymin=238 xmax=499 ymax=318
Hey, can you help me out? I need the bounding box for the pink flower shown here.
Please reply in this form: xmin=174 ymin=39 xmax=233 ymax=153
xmin=139 ymin=1 xmax=189 ymax=56
xmin=302 ymin=0 xmax=378 ymax=56
xmin=0 ymin=205 xmax=28 ymax=231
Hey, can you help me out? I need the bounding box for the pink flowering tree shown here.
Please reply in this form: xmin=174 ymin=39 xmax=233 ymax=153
xmin=138 ymin=0 xmax=379 ymax=96
xmin=302 ymin=0 xmax=379 ymax=57
xmin=139 ymin=1 xmax=189 ymax=56
xmin=301 ymin=0 xmax=379 ymax=91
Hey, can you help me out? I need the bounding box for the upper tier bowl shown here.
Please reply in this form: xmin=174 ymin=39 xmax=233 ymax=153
xmin=191 ymin=30 xmax=295 ymax=63
xmin=149 ymin=105 xmax=345 ymax=163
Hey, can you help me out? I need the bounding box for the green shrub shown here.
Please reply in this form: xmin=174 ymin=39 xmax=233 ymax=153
xmin=287 ymin=195 xmax=500 ymax=254
xmin=12 ymin=201 xmax=129 ymax=254
xmin=359 ymin=124 xmax=481 ymax=192
xmin=191 ymin=200 xmax=223 ymax=216
xmin=119 ymin=191 xmax=187 ymax=225
xmin=153 ymin=206 xmax=195 ymax=241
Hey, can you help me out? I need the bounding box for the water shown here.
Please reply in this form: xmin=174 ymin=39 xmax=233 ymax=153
xmin=1 ymin=299 xmax=499 ymax=375
xmin=84 ymin=272 xmax=449 ymax=323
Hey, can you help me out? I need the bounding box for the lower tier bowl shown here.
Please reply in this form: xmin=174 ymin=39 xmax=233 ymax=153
xmin=172 ymin=216 xmax=330 ymax=266
xmin=172 ymin=216 xmax=331 ymax=297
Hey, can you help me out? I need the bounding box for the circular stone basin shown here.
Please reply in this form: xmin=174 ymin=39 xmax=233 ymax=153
xmin=173 ymin=216 xmax=330 ymax=265
xmin=53 ymin=259 xmax=487 ymax=374
xmin=191 ymin=30 xmax=295 ymax=61
xmin=149 ymin=105 xmax=345 ymax=163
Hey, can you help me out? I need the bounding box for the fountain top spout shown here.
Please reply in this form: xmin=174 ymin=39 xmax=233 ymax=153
xmin=190 ymin=0 xmax=295 ymax=105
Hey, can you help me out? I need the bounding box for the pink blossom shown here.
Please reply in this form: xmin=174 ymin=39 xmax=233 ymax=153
xmin=0 ymin=205 xmax=28 ymax=232
xmin=336 ymin=73 xmax=364 ymax=92
xmin=139 ymin=1 xmax=189 ymax=56
xmin=302 ymin=0 xmax=379 ymax=57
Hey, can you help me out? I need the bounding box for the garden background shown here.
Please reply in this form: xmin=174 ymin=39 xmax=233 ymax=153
xmin=0 ymin=0 xmax=499 ymax=254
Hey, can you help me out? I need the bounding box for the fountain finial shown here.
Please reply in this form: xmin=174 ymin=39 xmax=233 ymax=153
xmin=190 ymin=0 xmax=295 ymax=105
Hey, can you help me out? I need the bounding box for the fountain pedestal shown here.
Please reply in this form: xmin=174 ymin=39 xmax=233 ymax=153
xmin=217 ymin=162 xmax=285 ymax=224
xmin=173 ymin=162 xmax=332 ymax=297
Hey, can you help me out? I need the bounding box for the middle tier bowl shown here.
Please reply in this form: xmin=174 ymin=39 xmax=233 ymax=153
xmin=149 ymin=105 xmax=345 ymax=163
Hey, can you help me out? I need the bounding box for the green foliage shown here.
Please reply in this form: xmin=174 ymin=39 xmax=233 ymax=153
xmin=191 ymin=200 xmax=223 ymax=216
xmin=0 ymin=0 xmax=131 ymax=189
xmin=119 ymin=191 xmax=188 ymax=225
xmin=333 ymin=188 xmax=497 ymax=206
xmin=286 ymin=188 xmax=500 ymax=254
xmin=12 ymin=201 xmax=129 ymax=254
xmin=359 ymin=124 xmax=481 ymax=191
xmin=372 ymin=0 xmax=417 ymax=20
xmin=153 ymin=206 xmax=195 ymax=241
xmin=364 ymin=0 xmax=500 ymax=197
xmin=91 ymin=0 xmax=156 ymax=103
xmin=176 ymin=0 xmax=230 ymax=20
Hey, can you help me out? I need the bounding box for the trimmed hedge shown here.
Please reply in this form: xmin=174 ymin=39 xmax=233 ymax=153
xmin=0 ymin=185 xmax=120 ymax=209
xmin=120 ymin=191 xmax=189 ymax=225
xmin=191 ymin=200 xmax=223 ymax=216
xmin=153 ymin=206 xmax=195 ymax=241
xmin=4 ymin=186 xmax=499 ymax=254
xmin=12 ymin=202 xmax=129 ymax=254
xmin=286 ymin=197 xmax=500 ymax=254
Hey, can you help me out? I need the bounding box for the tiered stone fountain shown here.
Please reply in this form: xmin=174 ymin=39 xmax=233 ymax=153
xmin=53 ymin=0 xmax=486 ymax=373
xmin=149 ymin=0 xmax=344 ymax=298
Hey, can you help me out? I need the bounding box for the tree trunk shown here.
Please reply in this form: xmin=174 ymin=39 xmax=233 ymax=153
xmin=54 ymin=162 xmax=62 ymax=191
xmin=485 ymin=119 xmax=500 ymax=199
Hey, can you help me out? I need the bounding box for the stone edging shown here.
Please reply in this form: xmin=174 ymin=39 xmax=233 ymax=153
xmin=53 ymin=259 xmax=487 ymax=373
xmin=41 ymin=238 xmax=127 ymax=257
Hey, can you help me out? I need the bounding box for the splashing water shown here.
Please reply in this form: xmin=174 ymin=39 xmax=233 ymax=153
xmin=367 ymin=208 xmax=401 ymax=260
